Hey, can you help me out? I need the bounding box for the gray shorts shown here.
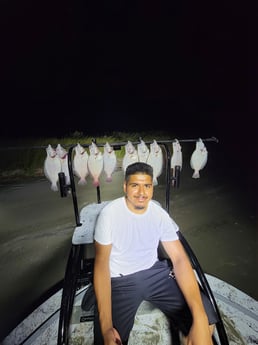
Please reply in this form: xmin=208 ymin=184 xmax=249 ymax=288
xmin=109 ymin=260 xmax=218 ymax=342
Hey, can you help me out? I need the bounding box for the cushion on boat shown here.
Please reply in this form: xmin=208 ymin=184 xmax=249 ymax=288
xmin=72 ymin=200 xmax=162 ymax=245
xmin=72 ymin=201 xmax=110 ymax=245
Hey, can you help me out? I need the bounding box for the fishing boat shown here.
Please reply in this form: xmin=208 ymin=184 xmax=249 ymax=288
xmin=2 ymin=138 xmax=258 ymax=345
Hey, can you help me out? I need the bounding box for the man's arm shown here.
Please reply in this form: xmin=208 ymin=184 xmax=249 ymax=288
xmin=162 ymin=239 xmax=213 ymax=345
xmin=94 ymin=241 xmax=122 ymax=345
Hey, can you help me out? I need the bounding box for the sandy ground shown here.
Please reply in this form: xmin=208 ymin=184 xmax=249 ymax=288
xmin=0 ymin=144 xmax=256 ymax=341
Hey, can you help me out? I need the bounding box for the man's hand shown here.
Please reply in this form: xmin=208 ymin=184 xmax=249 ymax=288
xmin=186 ymin=317 xmax=213 ymax=345
xmin=103 ymin=327 xmax=123 ymax=345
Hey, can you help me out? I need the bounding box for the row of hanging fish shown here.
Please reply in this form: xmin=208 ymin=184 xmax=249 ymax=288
xmin=44 ymin=142 xmax=117 ymax=191
xmin=44 ymin=139 xmax=208 ymax=191
xmin=122 ymin=140 xmax=163 ymax=186
xmin=169 ymin=138 xmax=208 ymax=179
xmin=44 ymin=144 xmax=70 ymax=191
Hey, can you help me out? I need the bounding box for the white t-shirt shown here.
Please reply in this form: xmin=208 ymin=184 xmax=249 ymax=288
xmin=94 ymin=197 xmax=179 ymax=277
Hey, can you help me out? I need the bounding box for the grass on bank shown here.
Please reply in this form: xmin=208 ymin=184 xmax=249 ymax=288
xmin=0 ymin=131 xmax=175 ymax=180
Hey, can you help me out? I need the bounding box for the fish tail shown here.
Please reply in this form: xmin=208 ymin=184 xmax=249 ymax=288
xmin=192 ymin=171 xmax=200 ymax=179
xmin=51 ymin=183 xmax=58 ymax=191
xmin=153 ymin=177 xmax=158 ymax=186
xmin=78 ymin=178 xmax=87 ymax=185
xmin=92 ymin=179 xmax=99 ymax=187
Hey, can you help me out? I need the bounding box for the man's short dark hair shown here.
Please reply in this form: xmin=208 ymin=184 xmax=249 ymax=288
xmin=125 ymin=162 xmax=153 ymax=182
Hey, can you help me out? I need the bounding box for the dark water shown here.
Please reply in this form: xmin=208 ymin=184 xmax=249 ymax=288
xmin=0 ymin=148 xmax=256 ymax=341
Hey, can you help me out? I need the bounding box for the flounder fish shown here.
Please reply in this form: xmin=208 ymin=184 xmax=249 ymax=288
xmin=103 ymin=142 xmax=117 ymax=182
xmin=137 ymin=139 xmax=150 ymax=163
xmin=122 ymin=141 xmax=139 ymax=172
xmin=147 ymin=140 xmax=163 ymax=186
xmin=44 ymin=144 xmax=62 ymax=191
xmin=171 ymin=139 xmax=183 ymax=186
xmin=190 ymin=138 xmax=208 ymax=178
xmin=73 ymin=143 xmax=89 ymax=185
xmin=171 ymin=139 xmax=182 ymax=171
xmin=88 ymin=142 xmax=104 ymax=187
xmin=56 ymin=143 xmax=70 ymax=185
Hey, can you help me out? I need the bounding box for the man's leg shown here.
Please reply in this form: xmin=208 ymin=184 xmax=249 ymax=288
xmin=143 ymin=260 xmax=219 ymax=337
xmin=111 ymin=274 xmax=143 ymax=343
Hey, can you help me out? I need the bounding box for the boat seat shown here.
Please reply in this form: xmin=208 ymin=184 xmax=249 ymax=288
xmin=72 ymin=201 xmax=111 ymax=245
xmin=72 ymin=200 xmax=161 ymax=245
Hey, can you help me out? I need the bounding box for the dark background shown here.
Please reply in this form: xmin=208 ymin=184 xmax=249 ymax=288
xmin=0 ymin=1 xmax=256 ymax=185
xmin=0 ymin=1 xmax=255 ymax=137
xmin=0 ymin=2 xmax=256 ymax=340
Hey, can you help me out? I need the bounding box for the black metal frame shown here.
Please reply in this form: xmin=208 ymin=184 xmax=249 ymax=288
xmin=57 ymin=137 xmax=229 ymax=345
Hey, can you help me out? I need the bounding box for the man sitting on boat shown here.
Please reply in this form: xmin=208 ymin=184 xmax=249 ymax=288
xmin=93 ymin=162 xmax=218 ymax=345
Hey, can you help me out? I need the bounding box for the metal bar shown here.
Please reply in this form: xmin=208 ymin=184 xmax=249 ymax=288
xmin=179 ymin=232 xmax=229 ymax=345
xmin=73 ymin=136 xmax=219 ymax=148
xmin=57 ymin=245 xmax=83 ymax=345
xmin=0 ymin=136 xmax=219 ymax=150
xmin=163 ymin=143 xmax=172 ymax=213
xmin=96 ymin=186 xmax=101 ymax=204
xmin=67 ymin=145 xmax=81 ymax=226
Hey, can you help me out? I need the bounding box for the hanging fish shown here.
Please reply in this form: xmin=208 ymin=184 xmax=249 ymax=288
xmin=56 ymin=143 xmax=70 ymax=185
xmin=103 ymin=142 xmax=117 ymax=182
xmin=147 ymin=140 xmax=163 ymax=186
xmin=137 ymin=139 xmax=150 ymax=163
xmin=190 ymin=138 xmax=208 ymax=178
xmin=73 ymin=143 xmax=89 ymax=185
xmin=44 ymin=144 xmax=62 ymax=191
xmin=122 ymin=141 xmax=139 ymax=172
xmin=88 ymin=142 xmax=104 ymax=187
xmin=171 ymin=139 xmax=183 ymax=171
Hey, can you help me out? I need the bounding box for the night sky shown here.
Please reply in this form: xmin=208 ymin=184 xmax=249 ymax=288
xmin=0 ymin=1 xmax=254 ymax=147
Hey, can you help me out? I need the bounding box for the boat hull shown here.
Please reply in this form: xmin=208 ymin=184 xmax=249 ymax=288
xmin=2 ymin=274 xmax=257 ymax=345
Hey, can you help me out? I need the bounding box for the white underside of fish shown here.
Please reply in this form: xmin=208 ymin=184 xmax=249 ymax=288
xmin=190 ymin=150 xmax=208 ymax=178
xmin=73 ymin=154 xmax=89 ymax=185
xmin=103 ymin=152 xmax=117 ymax=182
xmin=171 ymin=140 xmax=182 ymax=172
xmin=88 ymin=154 xmax=104 ymax=187
xmin=147 ymin=153 xmax=163 ymax=186
xmin=122 ymin=153 xmax=139 ymax=172
xmin=137 ymin=141 xmax=150 ymax=163
xmin=44 ymin=156 xmax=61 ymax=191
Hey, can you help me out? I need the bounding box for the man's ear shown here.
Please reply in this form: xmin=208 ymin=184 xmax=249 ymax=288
xmin=123 ymin=181 xmax=127 ymax=193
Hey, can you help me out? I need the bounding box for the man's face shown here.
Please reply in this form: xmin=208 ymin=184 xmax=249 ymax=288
xmin=123 ymin=173 xmax=153 ymax=213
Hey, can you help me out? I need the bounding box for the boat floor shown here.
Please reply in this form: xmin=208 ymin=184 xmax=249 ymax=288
xmin=2 ymin=274 xmax=258 ymax=345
